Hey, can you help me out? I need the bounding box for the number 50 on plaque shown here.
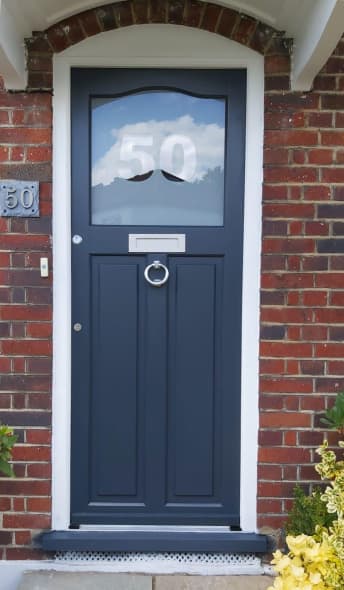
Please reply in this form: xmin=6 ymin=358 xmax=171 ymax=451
xmin=0 ymin=180 xmax=39 ymax=217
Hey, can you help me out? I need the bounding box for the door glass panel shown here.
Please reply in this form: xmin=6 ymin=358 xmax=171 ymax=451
xmin=91 ymin=91 xmax=225 ymax=226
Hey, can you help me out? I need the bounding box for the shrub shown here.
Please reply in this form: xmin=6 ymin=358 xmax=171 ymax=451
xmin=285 ymin=485 xmax=335 ymax=536
xmin=0 ymin=425 xmax=17 ymax=477
xmin=320 ymin=392 xmax=344 ymax=436
xmin=269 ymin=440 xmax=344 ymax=590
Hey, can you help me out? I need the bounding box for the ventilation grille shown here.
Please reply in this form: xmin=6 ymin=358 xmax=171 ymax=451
xmin=55 ymin=551 xmax=262 ymax=574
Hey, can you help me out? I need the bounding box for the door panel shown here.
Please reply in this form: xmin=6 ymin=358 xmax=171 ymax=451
xmin=168 ymin=259 xmax=220 ymax=500
xmin=71 ymin=69 xmax=246 ymax=527
xmin=91 ymin=257 xmax=145 ymax=501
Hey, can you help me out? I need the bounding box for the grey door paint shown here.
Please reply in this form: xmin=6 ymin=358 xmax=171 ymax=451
xmin=70 ymin=68 xmax=246 ymax=526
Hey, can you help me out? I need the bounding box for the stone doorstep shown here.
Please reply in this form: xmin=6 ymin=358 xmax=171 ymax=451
xmin=155 ymin=575 xmax=272 ymax=590
xmin=18 ymin=572 xmax=273 ymax=590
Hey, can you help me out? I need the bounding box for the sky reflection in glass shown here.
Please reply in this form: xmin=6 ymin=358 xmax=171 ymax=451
xmin=91 ymin=91 xmax=225 ymax=226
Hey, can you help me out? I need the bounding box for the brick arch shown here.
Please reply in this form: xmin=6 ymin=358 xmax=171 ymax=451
xmin=26 ymin=0 xmax=292 ymax=91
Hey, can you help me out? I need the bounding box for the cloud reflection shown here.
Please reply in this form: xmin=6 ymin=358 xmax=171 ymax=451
xmin=92 ymin=115 xmax=225 ymax=187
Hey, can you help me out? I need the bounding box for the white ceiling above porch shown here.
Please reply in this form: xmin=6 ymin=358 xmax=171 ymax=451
xmin=0 ymin=0 xmax=344 ymax=90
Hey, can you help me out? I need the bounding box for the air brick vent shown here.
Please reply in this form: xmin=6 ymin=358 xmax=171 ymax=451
xmin=55 ymin=551 xmax=262 ymax=574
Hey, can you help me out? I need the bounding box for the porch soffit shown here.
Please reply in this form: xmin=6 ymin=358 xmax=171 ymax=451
xmin=0 ymin=0 xmax=343 ymax=90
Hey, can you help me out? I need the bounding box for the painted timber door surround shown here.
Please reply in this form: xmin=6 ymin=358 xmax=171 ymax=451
xmin=70 ymin=68 xmax=246 ymax=527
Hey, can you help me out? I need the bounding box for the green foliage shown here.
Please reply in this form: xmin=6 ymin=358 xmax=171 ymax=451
xmin=286 ymin=485 xmax=335 ymax=536
xmin=316 ymin=440 xmax=344 ymax=519
xmin=270 ymin=441 xmax=344 ymax=590
xmin=321 ymin=392 xmax=344 ymax=435
xmin=0 ymin=425 xmax=17 ymax=477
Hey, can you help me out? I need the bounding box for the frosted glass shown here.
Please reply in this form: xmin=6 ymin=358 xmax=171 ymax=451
xmin=91 ymin=91 xmax=225 ymax=226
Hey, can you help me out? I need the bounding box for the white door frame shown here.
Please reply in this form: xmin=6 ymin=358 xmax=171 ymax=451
xmin=52 ymin=24 xmax=264 ymax=533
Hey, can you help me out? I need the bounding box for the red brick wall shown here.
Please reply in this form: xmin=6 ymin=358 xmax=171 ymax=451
xmin=25 ymin=1 xmax=286 ymax=91
xmin=259 ymin=35 xmax=344 ymax=530
xmin=0 ymin=84 xmax=52 ymax=558
xmin=0 ymin=1 xmax=343 ymax=558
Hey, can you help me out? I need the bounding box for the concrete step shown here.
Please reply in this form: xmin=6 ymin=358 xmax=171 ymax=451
xmin=18 ymin=572 xmax=272 ymax=590
xmin=155 ymin=576 xmax=271 ymax=590
xmin=18 ymin=573 xmax=151 ymax=590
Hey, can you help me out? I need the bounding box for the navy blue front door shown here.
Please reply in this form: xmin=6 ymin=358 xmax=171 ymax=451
xmin=70 ymin=69 xmax=246 ymax=526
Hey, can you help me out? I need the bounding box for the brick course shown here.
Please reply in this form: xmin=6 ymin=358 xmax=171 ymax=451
xmin=25 ymin=0 xmax=288 ymax=91
xmin=260 ymin=33 xmax=344 ymax=531
xmin=0 ymin=0 xmax=343 ymax=558
xmin=0 ymin=87 xmax=52 ymax=559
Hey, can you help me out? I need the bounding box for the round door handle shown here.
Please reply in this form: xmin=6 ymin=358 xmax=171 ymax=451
xmin=144 ymin=260 xmax=169 ymax=287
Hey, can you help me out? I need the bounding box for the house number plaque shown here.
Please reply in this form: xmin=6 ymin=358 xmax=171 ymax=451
xmin=0 ymin=180 xmax=39 ymax=217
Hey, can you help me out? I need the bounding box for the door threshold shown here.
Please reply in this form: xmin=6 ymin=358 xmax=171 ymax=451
xmin=79 ymin=525 xmax=232 ymax=533
xmin=40 ymin=530 xmax=268 ymax=553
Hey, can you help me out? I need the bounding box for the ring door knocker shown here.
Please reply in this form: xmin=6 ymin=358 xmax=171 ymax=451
xmin=144 ymin=260 xmax=169 ymax=287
